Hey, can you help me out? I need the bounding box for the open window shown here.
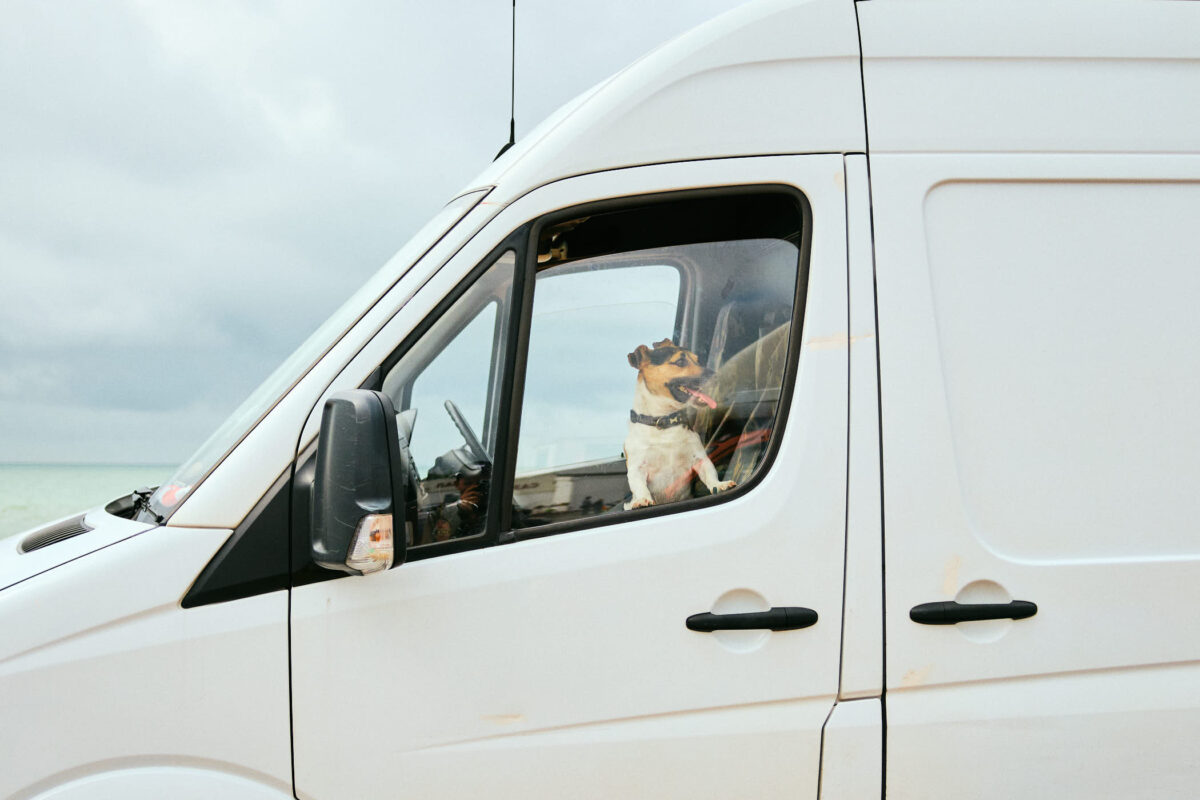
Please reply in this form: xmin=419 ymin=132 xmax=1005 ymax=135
xmin=509 ymin=190 xmax=806 ymax=533
xmin=370 ymin=188 xmax=807 ymax=560
xmin=379 ymin=248 xmax=517 ymax=553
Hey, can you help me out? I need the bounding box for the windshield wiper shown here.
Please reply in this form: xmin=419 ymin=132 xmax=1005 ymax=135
xmin=131 ymin=486 xmax=165 ymax=525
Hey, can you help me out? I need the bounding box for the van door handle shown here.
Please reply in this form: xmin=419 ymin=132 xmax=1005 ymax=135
xmin=909 ymin=600 xmax=1037 ymax=625
xmin=686 ymin=607 xmax=818 ymax=632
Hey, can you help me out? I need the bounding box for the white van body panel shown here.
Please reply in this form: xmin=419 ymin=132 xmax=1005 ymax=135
xmin=291 ymin=154 xmax=851 ymax=800
xmin=860 ymin=3 xmax=1200 ymax=793
xmin=839 ymin=153 xmax=883 ymax=701
xmin=870 ymin=156 xmax=1200 ymax=796
xmin=860 ymin=0 xmax=1200 ymax=154
xmin=0 ymin=509 xmax=153 ymax=592
xmin=27 ymin=767 xmax=294 ymax=800
xmin=0 ymin=526 xmax=292 ymax=800
xmin=464 ymin=0 xmax=864 ymax=204
xmin=886 ymin=665 xmax=1200 ymax=799
xmin=818 ymin=698 xmax=883 ymax=800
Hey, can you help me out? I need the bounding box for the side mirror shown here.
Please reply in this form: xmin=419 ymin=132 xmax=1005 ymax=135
xmin=311 ymin=390 xmax=407 ymax=574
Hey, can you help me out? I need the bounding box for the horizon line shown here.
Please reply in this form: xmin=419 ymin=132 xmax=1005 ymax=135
xmin=0 ymin=461 xmax=178 ymax=468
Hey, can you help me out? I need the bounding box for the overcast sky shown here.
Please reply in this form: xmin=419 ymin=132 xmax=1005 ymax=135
xmin=0 ymin=0 xmax=739 ymax=465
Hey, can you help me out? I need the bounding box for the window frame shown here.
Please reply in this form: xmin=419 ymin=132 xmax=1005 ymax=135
xmin=370 ymin=229 xmax=530 ymax=562
xmin=394 ymin=272 xmax=505 ymax=461
xmin=364 ymin=184 xmax=812 ymax=562
xmin=504 ymin=184 xmax=813 ymax=543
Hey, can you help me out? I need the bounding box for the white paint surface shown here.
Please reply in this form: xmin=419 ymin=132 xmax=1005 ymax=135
xmin=860 ymin=0 xmax=1200 ymax=154
xmin=840 ymin=154 xmax=883 ymax=700
xmin=819 ymin=698 xmax=883 ymax=800
xmin=0 ymin=525 xmax=292 ymax=800
xmin=291 ymin=155 xmax=849 ymax=800
xmin=873 ymin=152 xmax=1200 ymax=797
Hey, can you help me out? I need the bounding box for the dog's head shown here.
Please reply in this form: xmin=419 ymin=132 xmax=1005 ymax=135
xmin=627 ymin=339 xmax=717 ymax=409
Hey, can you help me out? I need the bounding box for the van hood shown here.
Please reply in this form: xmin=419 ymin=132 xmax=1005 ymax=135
xmin=0 ymin=506 xmax=157 ymax=593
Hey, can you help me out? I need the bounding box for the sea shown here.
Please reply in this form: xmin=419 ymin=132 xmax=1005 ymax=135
xmin=0 ymin=464 xmax=176 ymax=541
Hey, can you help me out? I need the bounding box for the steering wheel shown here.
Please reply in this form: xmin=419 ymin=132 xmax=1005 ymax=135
xmin=444 ymin=399 xmax=490 ymax=466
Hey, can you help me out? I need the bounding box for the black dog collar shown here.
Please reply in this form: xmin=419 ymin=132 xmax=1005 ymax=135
xmin=630 ymin=409 xmax=689 ymax=429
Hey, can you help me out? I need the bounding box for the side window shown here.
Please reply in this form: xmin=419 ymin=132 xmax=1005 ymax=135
xmin=511 ymin=192 xmax=804 ymax=532
xmin=369 ymin=190 xmax=805 ymax=560
xmin=516 ymin=264 xmax=680 ymax=474
xmin=381 ymin=250 xmax=515 ymax=548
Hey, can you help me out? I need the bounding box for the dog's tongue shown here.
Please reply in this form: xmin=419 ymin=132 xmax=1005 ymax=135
xmin=682 ymin=386 xmax=717 ymax=409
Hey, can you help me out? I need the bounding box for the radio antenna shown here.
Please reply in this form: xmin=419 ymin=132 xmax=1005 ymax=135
xmin=494 ymin=0 xmax=517 ymax=160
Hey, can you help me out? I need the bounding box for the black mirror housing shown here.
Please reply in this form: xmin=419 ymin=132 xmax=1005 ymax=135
xmin=311 ymin=390 xmax=407 ymax=573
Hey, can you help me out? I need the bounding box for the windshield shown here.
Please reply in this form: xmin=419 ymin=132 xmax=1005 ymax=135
xmin=142 ymin=189 xmax=489 ymax=523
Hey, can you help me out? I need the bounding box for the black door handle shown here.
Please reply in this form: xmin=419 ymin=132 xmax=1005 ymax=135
xmin=909 ymin=600 xmax=1037 ymax=625
xmin=686 ymin=607 xmax=818 ymax=632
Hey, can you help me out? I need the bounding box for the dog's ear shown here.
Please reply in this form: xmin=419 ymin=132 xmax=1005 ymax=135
xmin=628 ymin=344 xmax=652 ymax=368
xmin=653 ymin=338 xmax=676 ymax=350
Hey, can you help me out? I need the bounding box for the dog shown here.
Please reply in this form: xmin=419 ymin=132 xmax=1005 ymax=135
xmin=623 ymin=339 xmax=736 ymax=510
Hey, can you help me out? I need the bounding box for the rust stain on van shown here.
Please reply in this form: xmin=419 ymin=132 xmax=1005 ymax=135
xmin=942 ymin=555 xmax=962 ymax=596
xmin=482 ymin=714 xmax=526 ymax=725
xmin=804 ymin=333 xmax=874 ymax=351
xmin=900 ymin=664 xmax=934 ymax=688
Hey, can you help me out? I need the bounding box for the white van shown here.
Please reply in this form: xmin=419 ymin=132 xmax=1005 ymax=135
xmin=4 ymin=0 xmax=1199 ymax=797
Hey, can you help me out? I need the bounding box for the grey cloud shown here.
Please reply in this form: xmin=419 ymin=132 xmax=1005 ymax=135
xmin=2 ymin=0 xmax=743 ymax=464
xmin=0 ymin=5 xmax=272 ymax=184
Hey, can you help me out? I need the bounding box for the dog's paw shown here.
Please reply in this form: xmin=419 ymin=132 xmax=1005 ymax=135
xmin=711 ymin=480 xmax=737 ymax=494
xmin=625 ymin=497 xmax=654 ymax=510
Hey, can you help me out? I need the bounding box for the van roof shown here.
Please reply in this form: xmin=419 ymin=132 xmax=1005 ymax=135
xmin=462 ymin=0 xmax=864 ymax=205
xmin=463 ymin=0 xmax=1200 ymax=203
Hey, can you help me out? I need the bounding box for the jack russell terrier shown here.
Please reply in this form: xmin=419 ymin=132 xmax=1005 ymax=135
xmin=624 ymin=339 xmax=736 ymax=510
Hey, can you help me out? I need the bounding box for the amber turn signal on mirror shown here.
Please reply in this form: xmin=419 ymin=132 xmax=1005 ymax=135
xmin=346 ymin=513 xmax=394 ymax=574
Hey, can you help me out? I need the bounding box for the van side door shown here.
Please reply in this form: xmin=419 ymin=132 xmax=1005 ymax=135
xmin=289 ymin=155 xmax=850 ymax=800
xmin=861 ymin=2 xmax=1200 ymax=796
